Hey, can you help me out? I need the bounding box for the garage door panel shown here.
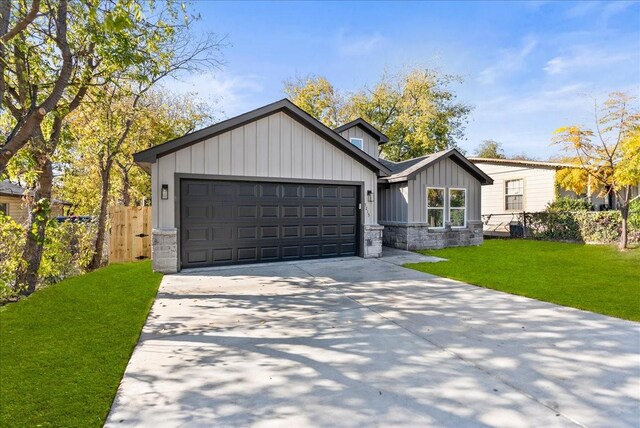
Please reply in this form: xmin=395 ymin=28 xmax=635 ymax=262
xmin=181 ymin=179 xmax=359 ymax=268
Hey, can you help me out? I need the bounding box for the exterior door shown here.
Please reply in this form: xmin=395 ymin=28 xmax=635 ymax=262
xmin=180 ymin=179 xmax=359 ymax=268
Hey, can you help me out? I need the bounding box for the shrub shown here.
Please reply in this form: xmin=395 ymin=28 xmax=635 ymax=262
xmin=523 ymin=210 xmax=638 ymax=244
xmin=0 ymin=215 xmax=97 ymax=301
xmin=0 ymin=214 xmax=26 ymax=301
xmin=546 ymin=196 xmax=592 ymax=212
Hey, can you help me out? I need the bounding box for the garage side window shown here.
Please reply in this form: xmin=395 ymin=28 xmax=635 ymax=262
xmin=449 ymin=188 xmax=466 ymax=228
xmin=349 ymin=138 xmax=363 ymax=150
xmin=426 ymin=188 xmax=445 ymax=228
xmin=505 ymin=179 xmax=524 ymax=211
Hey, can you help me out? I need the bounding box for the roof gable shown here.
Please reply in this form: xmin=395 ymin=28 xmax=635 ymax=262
xmin=134 ymin=99 xmax=391 ymax=176
xmin=334 ymin=118 xmax=389 ymax=144
xmin=380 ymin=149 xmax=493 ymax=185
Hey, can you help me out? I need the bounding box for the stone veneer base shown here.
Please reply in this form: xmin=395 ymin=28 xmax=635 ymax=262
xmin=380 ymin=221 xmax=483 ymax=250
xmin=363 ymin=224 xmax=384 ymax=258
xmin=152 ymin=228 xmax=178 ymax=273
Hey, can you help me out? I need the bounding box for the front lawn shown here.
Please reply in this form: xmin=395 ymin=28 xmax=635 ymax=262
xmin=0 ymin=261 xmax=162 ymax=427
xmin=406 ymin=240 xmax=640 ymax=321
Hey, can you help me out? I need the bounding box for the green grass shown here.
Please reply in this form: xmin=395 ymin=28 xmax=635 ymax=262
xmin=0 ymin=261 xmax=162 ymax=427
xmin=407 ymin=240 xmax=640 ymax=322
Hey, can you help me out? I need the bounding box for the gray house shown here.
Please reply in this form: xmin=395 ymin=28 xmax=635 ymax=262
xmin=378 ymin=150 xmax=493 ymax=250
xmin=134 ymin=99 xmax=491 ymax=272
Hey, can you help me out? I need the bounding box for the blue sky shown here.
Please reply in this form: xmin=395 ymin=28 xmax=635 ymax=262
xmin=166 ymin=1 xmax=640 ymax=159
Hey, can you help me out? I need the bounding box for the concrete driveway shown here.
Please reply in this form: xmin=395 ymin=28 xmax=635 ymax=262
xmin=106 ymin=249 xmax=640 ymax=427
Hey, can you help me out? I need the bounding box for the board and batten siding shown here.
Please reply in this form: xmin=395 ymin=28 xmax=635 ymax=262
xmin=378 ymin=183 xmax=409 ymax=222
xmin=474 ymin=163 xmax=556 ymax=214
xmin=152 ymin=111 xmax=378 ymax=229
xmin=338 ymin=126 xmax=379 ymax=160
xmin=407 ymin=157 xmax=482 ymax=223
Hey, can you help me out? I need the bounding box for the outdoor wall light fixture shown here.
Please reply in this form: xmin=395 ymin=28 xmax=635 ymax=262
xmin=161 ymin=184 xmax=169 ymax=200
xmin=367 ymin=190 xmax=374 ymax=202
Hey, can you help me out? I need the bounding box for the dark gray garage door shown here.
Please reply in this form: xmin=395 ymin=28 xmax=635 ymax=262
xmin=180 ymin=179 xmax=359 ymax=268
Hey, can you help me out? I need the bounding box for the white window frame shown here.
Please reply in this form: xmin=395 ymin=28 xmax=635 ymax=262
xmin=0 ymin=202 xmax=7 ymax=216
xmin=504 ymin=178 xmax=524 ymax=211
xmin=349 ymin=137 xmax=364 ymax=150
xmin=449 ymin=187 xmax=467 ymax=228
xmin=426 ymin=187 xmax=446 ymax=229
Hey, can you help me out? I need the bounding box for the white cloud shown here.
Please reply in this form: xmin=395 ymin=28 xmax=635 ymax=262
xmin=477 ymin=37 xmax=537 ymax=85
xmin=544 ymin=46 xmax=636 ymax=75
xmin=336 ymin=30 xmax=387 ymax=57
xmin=164 ymin=72 xmax=265 ymax=118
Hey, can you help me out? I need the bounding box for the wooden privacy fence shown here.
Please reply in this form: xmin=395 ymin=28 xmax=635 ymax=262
xmin=109 ymin=206 xmax=152 ymax=263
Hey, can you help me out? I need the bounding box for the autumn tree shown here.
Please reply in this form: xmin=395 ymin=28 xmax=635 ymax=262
xmin=60 ymin=87 xmax=211 ymax=267
xmin=474 ymin=140 xmax=505 ymax=158
xmin=283 ymin=69 xmax=472 ymax=161
xmin=554 ymin=92 xmax=640 ymax=249
xmin=1 ymin=0 xmax=223 ymax=294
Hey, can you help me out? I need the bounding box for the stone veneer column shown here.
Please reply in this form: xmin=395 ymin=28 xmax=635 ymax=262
xmin=363 ymin=224 xmax=384 ymax=258
xmin=152 ymin=228 xmax=178 ymax=273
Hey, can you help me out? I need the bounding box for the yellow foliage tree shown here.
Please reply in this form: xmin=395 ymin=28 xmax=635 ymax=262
xmin=553 ymin=92 xmax=640 ymax=249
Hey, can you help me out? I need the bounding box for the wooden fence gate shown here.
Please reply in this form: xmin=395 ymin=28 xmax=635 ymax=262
xmin=109 ymin=206 xmax=152 ymax=263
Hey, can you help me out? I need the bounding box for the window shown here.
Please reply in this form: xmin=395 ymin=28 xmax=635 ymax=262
xmin=449 ymin=188 xmax=466 ymax=228
xmin=0 ymin=203 xmax=7 ymax=216
xmin=349 ymin=137 xmax=364 ymax=150
xmin=505 ymin=179 xmax=524 ymax=210
xmin=426 ymin=188 xmax=445 ymax=228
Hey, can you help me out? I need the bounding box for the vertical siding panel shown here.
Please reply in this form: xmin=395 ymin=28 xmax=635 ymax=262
xmin=191 ymin=142 xmax=205 ymax=174
xmin=268 ymin=113 xmax=281 ymax=176
xmin=257 ymin=118 xmax=269 ymax=176
xmin=151 ymin=163 xmax=158 ymax=228
xmin=333 ymin=146 xmax=341 ymax=179
xmin=158 ymin=153 xmax=175 ymax=228
xmin=323 ymin=144 xmax=333 ymax=180
xmin=218 ymin=131 xmax=231 ymax=175
xmin=291 ymin=122 xmax=303 ymax=177
xmin=281 ymin=115 xmax=292 ymax=177
xmin=244 ymin=122 xmax=257 ymax=176
xmin=204 ymin=137 xmax=216 ymax=174
xmin=302 ymin=128 xmax=313 ymax=179
xmin=176 ymin=147 xmax=191 ymax=173
xmin=231 ymin=127 xmax=244 ymax=176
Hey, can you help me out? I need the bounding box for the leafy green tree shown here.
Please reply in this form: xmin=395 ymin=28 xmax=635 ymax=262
xmin=1 ymin=0 xmax=223 ymax=294
xmin=554 ymin=92 xmax=640 ymax=249
xmin=474 ymin=140 xmax=506 ymax=158
xmin=284 ymin=69 xmax=472 ymax=161
xmin=60 ymin=87 xmax=211 ymax=268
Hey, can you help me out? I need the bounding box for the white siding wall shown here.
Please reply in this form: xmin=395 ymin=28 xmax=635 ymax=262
xmin=474 ymin=163 xmax=557 ymax=214
xmin=152 ymin=111 xmax=378 ymax=229
xmin=338 ymin=126 xmax=379 ymax=159
xmin=409 ymin=158 xmax=482 ymax=222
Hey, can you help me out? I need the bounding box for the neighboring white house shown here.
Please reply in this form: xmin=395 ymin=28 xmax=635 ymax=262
xmin=468 ymin=158 xmax=618 ymax=214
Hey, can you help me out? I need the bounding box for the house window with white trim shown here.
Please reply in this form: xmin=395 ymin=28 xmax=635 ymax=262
xmin=449 ymin=188 xmax=466 ymax=228
xmin=0 ymin=203 xmax=7 ymax=216
xmin=505 ymin=179 xmax=524 ymax=210
xmin=349 ymin=137 xmax=363 ymax=150
xmin=426 ymin=188 xmax=445 ymax=228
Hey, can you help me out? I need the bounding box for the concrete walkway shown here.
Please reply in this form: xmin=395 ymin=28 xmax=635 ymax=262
xmin=106 ymin=253 xmax=640 ymax=427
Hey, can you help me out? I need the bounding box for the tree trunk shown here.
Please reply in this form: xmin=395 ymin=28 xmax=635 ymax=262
xmin=14 ymin=156 xmax=53 ymax=296
xmin=120 ymin=165 xmax=131 ymax=206
xmin=89 ymin=164 xmax=112 ymax=270
xmin=620 ymin=203 xmax=629 ymax=250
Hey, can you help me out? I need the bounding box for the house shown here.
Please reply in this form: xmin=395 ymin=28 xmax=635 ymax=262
xmin=0 ymin=180 xmax=69 ymax=224
xmin=378 ymin=150 xmax=493 ymax=250
xmin=468 ymin=158 xmax=611 ymax=217
xmin=134 ymin=99 xmax=490 ymax=273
